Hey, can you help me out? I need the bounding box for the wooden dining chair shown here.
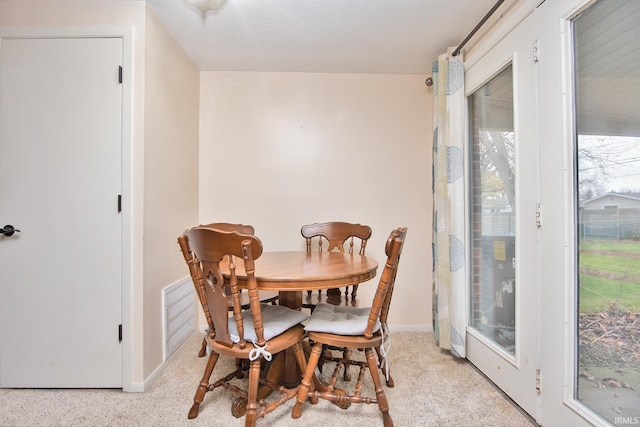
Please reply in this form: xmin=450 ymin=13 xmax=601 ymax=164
xmin=300 ymin=221 xmax=372 ymax=310
xmin=291 ymin=227 xmax=407 ymax=427
xmin=178 ymin=226 xmax=309 ymax=426
xmin=194 ymin=222 xmax=279 ymax=357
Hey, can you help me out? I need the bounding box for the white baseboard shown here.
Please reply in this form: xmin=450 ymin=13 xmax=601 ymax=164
xmin=388 ymin=323 xmax=433 ymax=332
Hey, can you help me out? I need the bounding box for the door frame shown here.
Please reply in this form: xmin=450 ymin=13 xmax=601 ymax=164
xmin=463 ymin=11 xmax=541 ymax=420
xmin=0 ymin=26 xmax=135 ymax=391
xmin=537 ymin=0 xmax=617 ymax=425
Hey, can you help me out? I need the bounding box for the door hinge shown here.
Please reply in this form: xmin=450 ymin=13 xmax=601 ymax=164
xmin=119 ymin=324 xmax=123 ymax=342
xmin=533 ymin=39 xmax=539 ymax=63
xmin=536 ymin=369 xmax=541 ymax=394
xmin=118 ymin=66 xmax=123 ymax=84
xmin=536 ymin=202 xmax=542 ymax=229
xmin=118 ymin=194 xmax=122 ymax=213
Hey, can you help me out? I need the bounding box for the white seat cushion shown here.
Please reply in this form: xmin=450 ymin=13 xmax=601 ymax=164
xmin=228 ymin=304 xmax=309 ymax=342
xmin=304 ymin=303 xmax=380 ymax=336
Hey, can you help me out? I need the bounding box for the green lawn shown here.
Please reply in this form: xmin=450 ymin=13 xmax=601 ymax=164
xmin=579 ymin=239 xmax=640 ymax=314
xmin=579 ymin=252 xmax=640 ymax=277
xmin=580 ymin=239 xmax=640 ymax=255
xmin=579 ymin=275 xmax=640 ymax=313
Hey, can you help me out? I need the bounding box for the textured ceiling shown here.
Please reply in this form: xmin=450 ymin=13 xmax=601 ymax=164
xmin=147 ymin=0 xmax=499 ymax=74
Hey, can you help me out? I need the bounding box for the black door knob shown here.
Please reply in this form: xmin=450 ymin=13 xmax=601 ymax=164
xmin=1 ymin=225 xmax=20 ymax=237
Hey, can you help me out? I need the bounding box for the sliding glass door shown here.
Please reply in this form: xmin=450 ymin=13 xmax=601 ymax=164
xmin=538 ymin=0 xmax=640 ymax=425
xmin=574 ymin=1 xmax=640 ymax=424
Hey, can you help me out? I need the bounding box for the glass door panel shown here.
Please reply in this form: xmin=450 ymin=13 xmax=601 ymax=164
xmin=573 ymin=0 xmax=640 ymax=424
xmin=469 ymin=65 xmax=516 ymax=356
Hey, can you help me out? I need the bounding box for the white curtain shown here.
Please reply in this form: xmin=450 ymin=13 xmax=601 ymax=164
xmin=432 ymin=48 xmax=466 ymax=358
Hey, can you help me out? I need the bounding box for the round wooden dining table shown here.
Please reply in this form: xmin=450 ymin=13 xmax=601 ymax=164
xmin=226 ymin=250 xmax=379 ymax=310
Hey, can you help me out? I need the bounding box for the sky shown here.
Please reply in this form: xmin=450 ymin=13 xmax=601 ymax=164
xmin=578 ymin=135 xmax=640 ymax=194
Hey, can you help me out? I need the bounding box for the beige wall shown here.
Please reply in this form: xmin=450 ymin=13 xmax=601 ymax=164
xmin=143 ymin=6 xmax=199 ymax=378
xmin=199 ymin=71 xmax=433 ymax=329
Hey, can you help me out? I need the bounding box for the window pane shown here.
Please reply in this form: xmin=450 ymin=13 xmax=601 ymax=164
xmin=574 ymin=0 xmax=640 ymax=423
xmin=469 ymin=65 xmax=516 ymax=355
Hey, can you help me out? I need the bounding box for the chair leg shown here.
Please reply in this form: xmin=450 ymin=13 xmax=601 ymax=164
xmin=318 ymin=344 xmax=330 ymax=373
xmin=342 ymin=348 xmax=352 ymax=381
xmin=188 ymin=351 xmax=219 ymax=419
xmin=292 ymin=342 xmax=323 ymax=419
xmin=198 ymin=328 xmax=211 ymax=357
xmin=244 ymin=359 xmax=261 ymax=427
xmin=375 ymin=345 xmax=394 ymax=387
xmin=292 ymin=340 xmax=309 ymax=380
xmin=235 ymin=358 xmax=246 ymax=378
xmin=365 ymin=348 xmax=393 ymax=427
xmin=198 ymin=336 xmax=207 ymax=357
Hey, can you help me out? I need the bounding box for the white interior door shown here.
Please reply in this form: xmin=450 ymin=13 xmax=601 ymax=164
xmin=464 ymin=12 xmax=540 ymax=420
xmin=0 ymin=37 xmax=123 ymax=387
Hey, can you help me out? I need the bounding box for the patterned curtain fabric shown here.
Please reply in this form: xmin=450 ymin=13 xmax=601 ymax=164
xmin=432 ymin=48 xmax=466 ymax=358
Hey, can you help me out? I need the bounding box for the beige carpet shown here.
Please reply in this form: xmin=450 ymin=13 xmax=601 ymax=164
xmin=0 ymin=331 xmax=536 ymax=427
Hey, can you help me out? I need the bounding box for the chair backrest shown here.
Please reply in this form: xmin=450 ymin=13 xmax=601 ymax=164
xmin=364 ymin=227 xmax=407 ymax=338
xmin=301 ymin=222 xmax=372 ymax=255
xmin=177 ymin=226 xmax=265 ymax=349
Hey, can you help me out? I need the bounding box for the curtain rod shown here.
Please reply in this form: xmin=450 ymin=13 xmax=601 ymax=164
xmin=452 ymin=0 xmax=506 ymax=57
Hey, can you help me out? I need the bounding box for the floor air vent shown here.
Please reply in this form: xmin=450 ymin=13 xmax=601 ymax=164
xmin=163 ymin=278 xmax=196 ymax=360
